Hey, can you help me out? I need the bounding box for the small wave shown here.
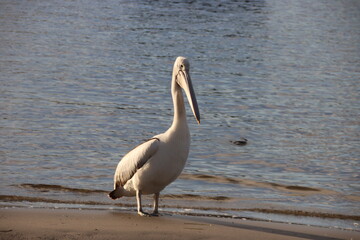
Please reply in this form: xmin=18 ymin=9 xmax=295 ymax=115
xmin=163 ymin=193 xmax=231 ymax=201
xmin=16 ymin=183 xmax=231 ymax=201
xmin=180 ymin=173 xmax=331 ymax=195
xmin=17 ymin=183 xmax=107 ymax=194
xmin=285 ymin=185 xmax=319 ymax=191
xmin=247 ymin=208 xmax=360 ymax=221
xmin=1 ymin=194 xmax=359 ymax=221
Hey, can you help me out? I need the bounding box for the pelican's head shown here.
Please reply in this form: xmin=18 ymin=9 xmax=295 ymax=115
xmin=173 ymin=56 xmax=200 ymax=124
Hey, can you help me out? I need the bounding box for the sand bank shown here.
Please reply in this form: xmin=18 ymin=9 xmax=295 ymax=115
xmin=0 ymin=208 xmax=358 ymax=240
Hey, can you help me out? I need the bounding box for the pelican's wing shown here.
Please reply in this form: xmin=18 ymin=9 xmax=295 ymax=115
xmin=114 ymin=137 xmax=160 ymax=187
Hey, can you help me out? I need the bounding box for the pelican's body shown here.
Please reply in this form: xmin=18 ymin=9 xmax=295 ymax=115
xmin=109 ymin=57 xmax=200 ymax=216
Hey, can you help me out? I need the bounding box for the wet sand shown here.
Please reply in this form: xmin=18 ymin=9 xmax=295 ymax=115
xmin=0 ymin=208 xmax=358 ymax=240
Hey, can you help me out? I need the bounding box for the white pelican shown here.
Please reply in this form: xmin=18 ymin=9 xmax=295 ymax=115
xmin=109 ymin=56 xmax=200 ymax=216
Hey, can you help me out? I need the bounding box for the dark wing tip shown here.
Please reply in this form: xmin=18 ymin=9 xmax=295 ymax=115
xmin=108 ymin=190 xmax=118 ymax=200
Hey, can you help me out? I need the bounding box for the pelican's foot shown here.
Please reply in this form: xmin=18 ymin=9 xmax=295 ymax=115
xmin=150 ymin=211 xmax=159 ymax=217
xmin=137 ymin=211 xmax=151 ymax=217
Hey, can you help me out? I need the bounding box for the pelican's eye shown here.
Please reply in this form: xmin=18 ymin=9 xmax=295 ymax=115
xmin=180 ymin=64 xmax=184 ymax=70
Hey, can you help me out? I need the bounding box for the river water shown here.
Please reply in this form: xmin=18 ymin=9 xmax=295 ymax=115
xmin=1 ymin=0 xmax=359 ymax=230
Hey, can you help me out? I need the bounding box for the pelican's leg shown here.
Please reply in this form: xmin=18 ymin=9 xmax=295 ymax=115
xmin=151 ymin=192 xmax=160 ymax=216
xmin=136 ymin=190 xmax=149 ymax=216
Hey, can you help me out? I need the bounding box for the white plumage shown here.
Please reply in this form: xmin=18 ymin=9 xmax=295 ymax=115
xmin=109 ymin=57 xmax=200 ymax=216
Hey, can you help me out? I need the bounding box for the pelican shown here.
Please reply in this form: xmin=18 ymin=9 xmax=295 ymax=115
xmin=109 ymin=56 xmax=200 ymax=216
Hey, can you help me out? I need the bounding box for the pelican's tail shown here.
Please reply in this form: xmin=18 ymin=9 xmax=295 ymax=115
xmin=108 ymin=188 xmax=122 ymax=200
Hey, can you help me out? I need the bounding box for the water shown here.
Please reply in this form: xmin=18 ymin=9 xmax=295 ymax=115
xmin=1 ymin=0 xmax=359 ymax=230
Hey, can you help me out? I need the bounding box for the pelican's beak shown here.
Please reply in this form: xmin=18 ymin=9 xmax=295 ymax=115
xmin=177 ymin=70 xmax=201 ymax=124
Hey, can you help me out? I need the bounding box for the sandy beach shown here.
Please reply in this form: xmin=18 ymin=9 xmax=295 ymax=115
xmin=0 ymin=208 xmax=358 ymax=240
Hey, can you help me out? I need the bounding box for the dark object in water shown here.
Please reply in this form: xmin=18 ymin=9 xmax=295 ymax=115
xmin=231 ymin=138 xmax=248 ymax=146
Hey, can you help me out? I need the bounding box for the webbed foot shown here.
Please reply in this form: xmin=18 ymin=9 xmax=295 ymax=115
xmin=150 ymin=211 xmax=159 ymax=217
xmin=137 ymin=210 xmax=151 ymax=217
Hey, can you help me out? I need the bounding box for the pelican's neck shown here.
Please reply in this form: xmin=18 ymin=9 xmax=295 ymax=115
xmin=170 ymin=76 xmax=188 ymax=130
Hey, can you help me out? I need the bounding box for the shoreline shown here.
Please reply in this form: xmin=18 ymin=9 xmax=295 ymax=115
xmin=1 ymin=194 xmax=359 ymax=231
xmin=2 ymin=193 xmax=359 ymax=221
xmin=1 ymin=207 xmax=359 ymax=240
